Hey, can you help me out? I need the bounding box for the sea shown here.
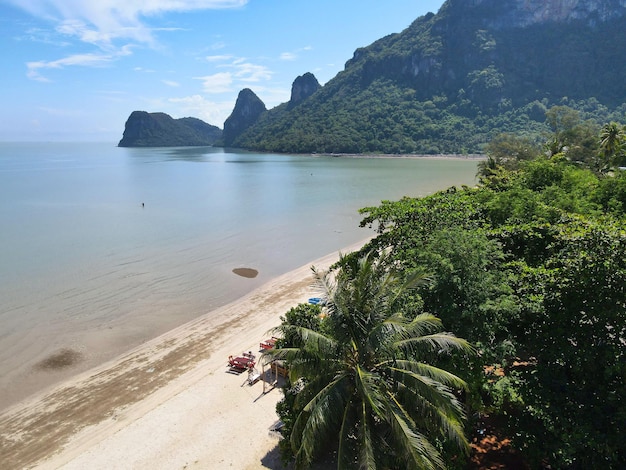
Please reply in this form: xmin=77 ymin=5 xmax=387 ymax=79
xmin=0 ymin=142 xmax=479 ymax=410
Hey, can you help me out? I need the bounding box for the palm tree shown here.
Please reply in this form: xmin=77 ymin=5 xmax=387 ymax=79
xmin=264 ymin=250 xmax=472 ymax=469
xmin=599 ymin=122 xmax=625 ymax=170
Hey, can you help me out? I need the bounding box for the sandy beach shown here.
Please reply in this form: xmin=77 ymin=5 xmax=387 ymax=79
xmin=0 ymin=240 xmax=368 ymax=469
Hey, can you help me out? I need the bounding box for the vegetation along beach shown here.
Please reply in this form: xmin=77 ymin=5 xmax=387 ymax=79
xmin=2 ymin=0 xmax=626 ymax=468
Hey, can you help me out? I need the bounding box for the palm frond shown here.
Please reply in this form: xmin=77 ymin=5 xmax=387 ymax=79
xmin=310 ymin=264 xmax=337 ymax=315
xmin=355 ymin=365 xmax=386 ymax=417
xmin=395 ymin=333 xmax=473 ymax=355
xmin=261 ymin=346 xmax=301 ymax=363
xmin=391 ymin=360 xmax=469 ymax=390
xmin=370 ymin=312 xmax=410 ymax=338
xmin=402 ymin=313 xmax=444 ymax=338
xmin=358 ymin=399 xmax=377 ymax=470
xmin=337 ymin=396 xmax=359 ymax=469
xmin=432 ymin=403 xmax=470 ymax=453
xmin=292 ymin=374 xmax=351 ymax=468
xmin=386 ymin=366 xmax=465 ymax=418
xmin=384 ymin=366 xmax=468 ymax=452
xmin=391 ymin=268 xmax=431 ymax=303
xmin=384 ymin=396 xmax=444 ymax=470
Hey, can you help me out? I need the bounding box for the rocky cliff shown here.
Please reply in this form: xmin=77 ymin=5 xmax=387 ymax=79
xmin=222 ymin=73 xmax=321 ymax=145
xmin=118 ymin=111 xmax=221 ymax=147
xmin=229 ymin=0 xmax=626 ymax=154
xmin=459 ymin=0 xmax=626 ymax=28
xmin=288 ymin=72 xmax=321 ymax=108
xmin=221 ymin=89 xmax=267 ymax=147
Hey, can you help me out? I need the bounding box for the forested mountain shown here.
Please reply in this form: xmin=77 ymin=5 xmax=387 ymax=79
xmin=118 ymin=111 xmax=222 ymax=147
xmin=229 ymin=0 xmax=626 ymax=154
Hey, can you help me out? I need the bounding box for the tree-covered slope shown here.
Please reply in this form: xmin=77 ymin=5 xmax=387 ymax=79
xmin=232 ymin=0 xmax=626 ymax=154
xmin=118 ymin=111 xmax=222 ymax=147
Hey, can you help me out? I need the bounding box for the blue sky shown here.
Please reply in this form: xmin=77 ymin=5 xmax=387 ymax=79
xmin=1 ymin=0 xmax=446 ymax=142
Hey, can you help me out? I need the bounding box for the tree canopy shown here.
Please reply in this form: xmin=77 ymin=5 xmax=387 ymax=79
xmin=270 ymin=118 xmax=626 ymax=468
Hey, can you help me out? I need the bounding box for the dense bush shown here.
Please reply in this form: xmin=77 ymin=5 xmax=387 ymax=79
xmin=348 ymin=131 xmax=626 ymax=467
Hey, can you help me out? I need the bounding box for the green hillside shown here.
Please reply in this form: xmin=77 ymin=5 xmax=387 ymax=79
xmin=230 ymin=0 xmax=626 ymax=154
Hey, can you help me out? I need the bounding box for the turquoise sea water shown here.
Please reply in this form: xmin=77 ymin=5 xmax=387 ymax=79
xmin=0 ymin=143 xmax=479 ymax=409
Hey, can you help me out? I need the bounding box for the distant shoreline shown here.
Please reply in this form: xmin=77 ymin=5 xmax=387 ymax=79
xmin=316 ymin=152 xmax=486 ymax=160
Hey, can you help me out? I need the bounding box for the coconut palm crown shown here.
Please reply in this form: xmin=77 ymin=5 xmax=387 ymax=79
xmin=264 ymin=250 xmax=473 ymax=470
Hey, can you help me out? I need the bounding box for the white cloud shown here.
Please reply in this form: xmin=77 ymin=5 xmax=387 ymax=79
xmin=134 ymin=66 xmax=156 ymax=72
xmin=194 ymin=72 xmax=233 ymax=93
xmin=162 ymin=79 xmax=180 ymax=87
xmin=13 ymin=0 xmax=248 ymax=79
xmin=27 ymin=51 xmax=117 ymax=80
xmin=250 ymin=86 xmax=291 ymax=109
xmin=20 ymin=27 xmax=71 ymax=46
xmin=196 ymin=56 xmax=273 ymax=93
xmin=11 ymin=0 xmax=248 ymax=46
xmin=168 ymin=94 xmax=234 ymax=127
xmin=279 ymin=46 xmax=312 ymax=62
xmin=206 ymin=54 xmax=233 ymax=62
xmin=230 ymin=61 xmax=272 ymax=82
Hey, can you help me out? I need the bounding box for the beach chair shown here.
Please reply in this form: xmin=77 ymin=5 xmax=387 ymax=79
xmin=260 ymin=337 xmax=277 ymax=350
xmin=247 ymin=367 xmax=261 ymax=385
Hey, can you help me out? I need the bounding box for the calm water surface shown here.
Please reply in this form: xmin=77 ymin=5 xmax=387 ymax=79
xmin=0 ymin=143 xmax=479 ymax=409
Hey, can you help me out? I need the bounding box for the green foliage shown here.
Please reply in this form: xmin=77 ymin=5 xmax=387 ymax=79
xmin=595 ymin=170 xmax=626 ymax=215
xmin=267 ymin=251 xmax=473 ymax=469
xmin=279 ymin=303 xmax=322 ymax=346
xmin=485 ymin=132 xmax=541 ymax=162
xmin=598 ymin=121 xmax=626 ymax=170
xmin=512 ymin=217 xmax=626 ymax=468
xmin=273 ymin=302 xmax=323 ymax=459
xmin=350 ymin=149 xmax=626 ymax=467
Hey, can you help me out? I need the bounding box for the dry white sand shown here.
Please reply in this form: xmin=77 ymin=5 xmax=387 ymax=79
xmin=0 ymin=240 xmax=368 ymax=470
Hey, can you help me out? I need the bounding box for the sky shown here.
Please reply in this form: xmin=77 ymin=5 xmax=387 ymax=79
xmin=0 ymin=0 xmax=446 ymax=142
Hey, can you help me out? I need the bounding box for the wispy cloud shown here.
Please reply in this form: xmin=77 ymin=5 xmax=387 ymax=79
xmin=196 ymin=56 xmax=273 ymax=93
xmin=168 ymin=94 xmax=234 ymax=126
xmin=162 ymin=79 xmax=180 ymax=87
xmin=38 ymin=106 xmax=85 ymax=117
xmin=26 ymin=45 xmax=133 ymax=81
xmin=206 ymin=54 xmax=233 ymax=62
xmin=279 ymin=45 xmax=313 ymax=62
xmin=11 ymin=0 xmax=248 ymax=80
xmin=19 ymin=27 xmax=71 ymax=47
xmin=194 ymin=72 xmax=233 ymax=93
xmin=12 ymin=0 xmax=248 ymax=44
xmin=231 ymin=61 xmax=272 ymax=82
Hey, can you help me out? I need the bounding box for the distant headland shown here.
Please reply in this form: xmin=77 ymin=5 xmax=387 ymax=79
xmin=118 ymin=111 xmax=222 ymax=147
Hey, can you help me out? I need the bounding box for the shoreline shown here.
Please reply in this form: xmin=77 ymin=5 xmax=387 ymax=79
xmin=317 ymin=152 xmax=485 ymax=160
xmin=0 ymin=239 xmax=369 ymax=469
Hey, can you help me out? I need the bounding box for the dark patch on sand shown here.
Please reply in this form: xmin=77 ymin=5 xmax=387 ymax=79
xmin=232 ymin=267 xmax=259 ymax=278
xmin=34 ymin=348 xmax=84 ymax=371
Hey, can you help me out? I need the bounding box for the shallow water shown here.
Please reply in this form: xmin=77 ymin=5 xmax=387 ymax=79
xmin=0 ymin=143 xmax=479 ymax=409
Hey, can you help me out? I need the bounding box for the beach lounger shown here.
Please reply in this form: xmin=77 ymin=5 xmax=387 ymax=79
xmin=260 ymin=337 xmax=277 ymax=350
